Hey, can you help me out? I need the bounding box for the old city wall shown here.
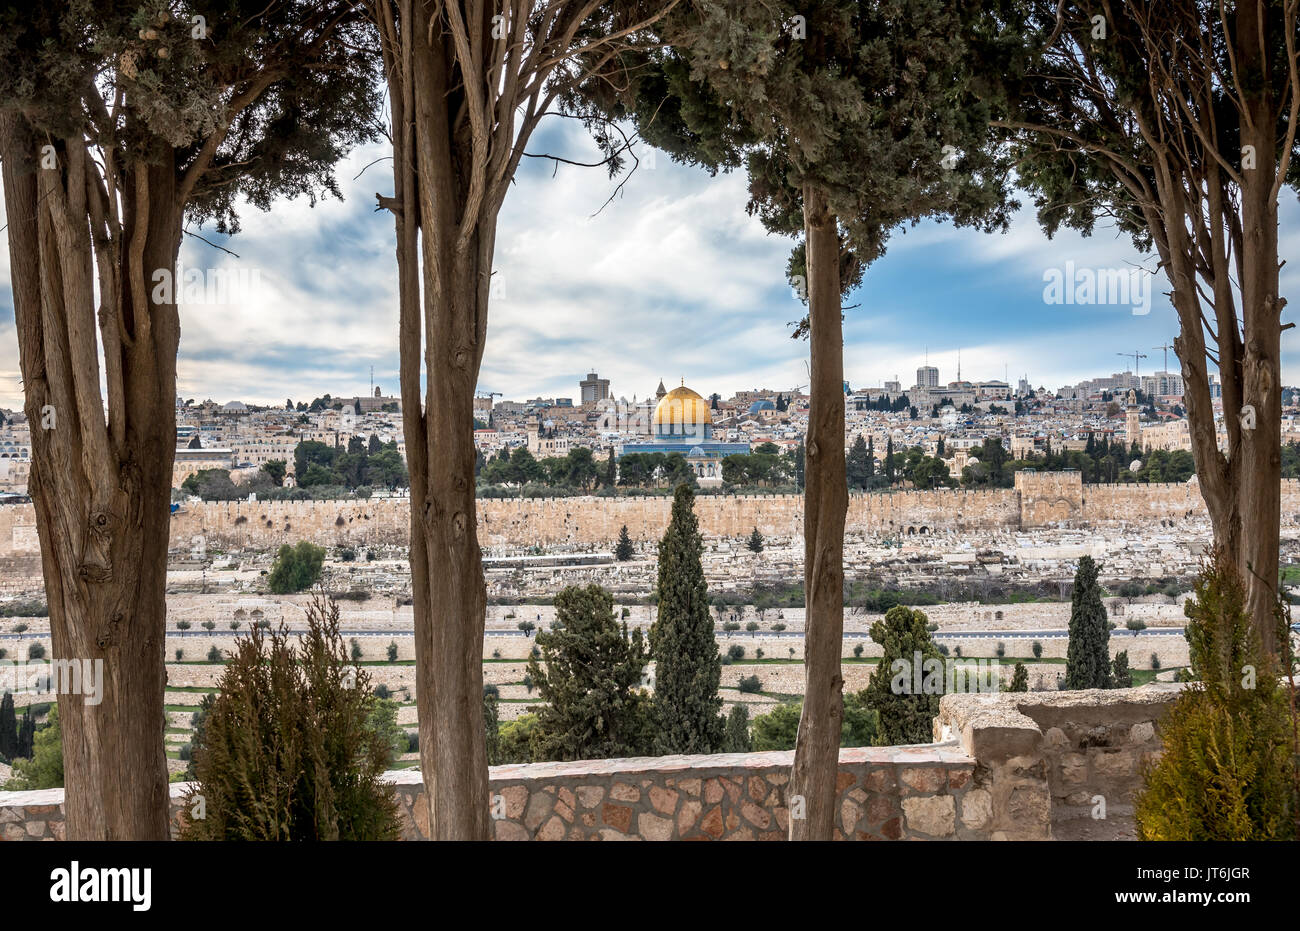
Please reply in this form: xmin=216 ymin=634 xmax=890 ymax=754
xmin=3 ymin=476 xmax=1300 ymax=557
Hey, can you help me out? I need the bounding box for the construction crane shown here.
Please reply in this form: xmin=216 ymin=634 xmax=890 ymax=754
xmin=1152 ymin=343 xmax=1175 ymax=375
xmin=1117 ymin=350 xmax=1147 ymax=379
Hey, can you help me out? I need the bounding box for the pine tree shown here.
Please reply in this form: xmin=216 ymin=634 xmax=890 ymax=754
xmin=863 ymin=606 xmax=945 ymax=745
xmin=651 ymin=483 xmax=723 ymax=754
xmin=1009 ymin=662 xmax=1029 ymax=693
xmin=1066 ymin=556 xmax=1112 ymax=689
xmin=722 ymin=704 xmax=752 ymax=753
xmin=1111 ymin=651 xmax=1133 ymax=689
xmin=885 ymin=437 xmax=896 ymax=485
xmin=747 ymin=527 xmax=765 ymax=553
xmin=527 ymin=585 xmax=649 ymax=761
xmin=615 ymin=525 xmax=635 ymax=562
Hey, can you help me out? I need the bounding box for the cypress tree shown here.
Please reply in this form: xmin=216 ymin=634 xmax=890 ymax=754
xmin=1009 ymin=662 xmax=1029 ymax=693
xmin=615 ymin=525 xmax=634 ymax=561
xmin=722 ymin=704 xmax=752 ymax=753
xmin=747 ymin=527 xmax=765 ymax=553
xmin=651 ymin=483 xmax=723 ymax=754
xmin=527 ymin=585 xmax=649 ymax=761
xmin=483 ymin=685 xmax=502 ymax=766
xmin=17 ymin=705 xmax=35 ymax=759
xmin=885 ymin=437 xmax=896 ymax=485
xmin=0 ymin=692 xmax=15 ymax=761
xmin=846 ymin=434 xmax=872 ymax=490
xmin=1066 ymin=556 xmax=1112 ymax=689
xmin=863 ymin=606 xmax=945 ymax=745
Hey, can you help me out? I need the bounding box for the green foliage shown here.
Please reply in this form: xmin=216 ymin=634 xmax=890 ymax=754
xmin=0 ymin=692 xmax=16 ymax=761
xmin=294 ymin=438 xmax=408 ymax=491
xmin=1112 ymin=651 xmax=1133 ymax=689
xmin=727 ymin=644 xmax=745 ymax=662
xmin=747 ymin=527 xmax=765 ymax=553
xmin=483 ymin=686 xmax=502 ymax=765
xmin=1031 ymin=640 xmax=1043 ymax=659
xmin=1066 ymin=557 xmax=1112 ymax=689
xmin=615 ymin=525 xmax=635 ymax=561
xmin=26 ymin=643 xmax=44 ymax=660
xmin=737 ymin=675 xmax=762 ymax=694
xmin=386 ymin=641 xmax=398 ymax=662
xmin=751 ymin=693 xmax=878 ymax=751
xmin=365 ymin=697 xmax=408 ymax=768
xmin=864 ymin=606 xmax=944 ymax=745
xmin=722 ymin=704 xmax=752 ymax=753
xmin=650 ymin=484 xmax=723 ymax=753
xmin=1135 ymin=555 xmax=1298 ymax=840
xmin=1009 ymin=662 xmax=1029 ymax=693
xmin=526 ymin=585 xmax=651 ymax=761
xmin=4 ymin=705 xmax=62 ymax=790
xmin=182 ymin=596 xmax=400 ymax=840
xmin=267 ymin=542 xmax=325 ymax=594
xmin=498 ymin=713 xmax=541 ymax=764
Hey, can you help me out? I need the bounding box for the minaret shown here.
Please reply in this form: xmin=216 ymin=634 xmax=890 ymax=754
xmin=1126 ymin=389 xmax=1141 ymax=448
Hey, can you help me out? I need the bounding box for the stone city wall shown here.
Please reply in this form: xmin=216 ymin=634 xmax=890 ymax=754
xmin=9 ymin=474 xmax=1293 ymax=558
xmin=0 ymin=684 xmax=1185 ymax=841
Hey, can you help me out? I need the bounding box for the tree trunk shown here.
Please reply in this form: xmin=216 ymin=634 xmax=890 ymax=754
xmin=1232 ymin=0 xmax=1283 ymax=657
xmin=789 ymin=183 xmax=847 ymax=841
xmin=0 ymin=115 xmax=176 ymax=839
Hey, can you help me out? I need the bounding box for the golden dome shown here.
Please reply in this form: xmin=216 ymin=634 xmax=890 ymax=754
xmin=653 ymin=383 xmax=712 ymax=431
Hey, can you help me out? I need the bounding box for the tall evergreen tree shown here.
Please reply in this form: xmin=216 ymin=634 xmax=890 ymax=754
xmin=747 ymin=527 xmax=765 ymax=553
xmin=527 ymin=585 xmax=649 ymax=761
xmin=885 ymin=437 xmax=897 ymax=485
xmin=608 ymin=0 xmax=1014 ymax=840
xmin=17 ymin=705 xmax=34 ymax=759
xmin=615 ymin=525 xmax=635 ymax=561
xmin=0 ymin=692 xmax=15 ymax=761
xmin=1066 ymin=556 xmax=1112 ymax=689
xmin=483 ymin=685 xmax=502 ymax=766
xmin=651 ymin=484 xmax=723 ymax=754
xmin=1009 ymin=662 xmax=1029 ymax=693
xmin=1111 ymin=651 xmax=1133 ymax=689
xmin=722 ymin=704 xmax=752 ymax=753
xmin=863 ymin=606 xmax=945 ymax=745
xmin=846 ymin=434 xmax=873 ymax=490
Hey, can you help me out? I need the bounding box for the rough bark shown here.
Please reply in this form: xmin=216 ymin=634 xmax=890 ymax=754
xmin=789 ymin=183 xmax=847 ymax=841
xmin=0 ymin=115 xmax=176 ymax=839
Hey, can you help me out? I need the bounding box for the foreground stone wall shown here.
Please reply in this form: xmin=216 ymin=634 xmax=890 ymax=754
xmin=8 ymin=475 xmax=1298 ymax=557
xmin=0 ymin=684 xmax=1186 ymax=841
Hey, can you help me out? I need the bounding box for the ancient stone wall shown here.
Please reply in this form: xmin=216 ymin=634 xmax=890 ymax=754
xmin=3 ymin=477 xmax=1297 ymax=558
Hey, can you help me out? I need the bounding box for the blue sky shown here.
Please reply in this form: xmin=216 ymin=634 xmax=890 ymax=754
xmin=2 ymin=119 xmax=1299 ymax=410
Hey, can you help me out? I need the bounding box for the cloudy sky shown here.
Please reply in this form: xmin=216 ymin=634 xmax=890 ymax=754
xmin=2 ymin=119 xmax=1299 ymax=411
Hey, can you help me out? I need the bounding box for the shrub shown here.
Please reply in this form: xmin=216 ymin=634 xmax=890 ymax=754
xmin=722 ymin=704 xmax=751 ymax=752
xmin=517 ymin=620 xmax=536 ymax=635
xmin=1008 ymin=662 xmax=1029 ymax=692
xmin=350 ymin=638 xmax=362 ymax=661
xmin=1126 ymin=618 xmax=1147 ymax=631
xmin=852 ymin=644 xmax=864 ymax=658
xmin=1150 ymin=653 xmax=1161 ymax=671
xmin=387 ymin=641 xmax=398 ymax=662
xmin=181 ymin=595 xmax=400 ymax=840
xmin=863 ymin=606 xmax=945 ymax=745
xmin=13 ymin=623 xmax=28 ymax=633
xmin=229 ymin=620 xmax=241 ymax=630
xmin=737 ymin=675 xmax=762 ymax=694
xmin=374 ymin=684 xmax=391 ymax=700
xmin=1134 ymin=553 xmax=1298 ymax=840
xmin=201 ymin=621 xmax=216 ymax=631
xmin=27 ymin=643 xmax=45 ymax=660
xmin=995 ymin=641 xmax=1006 ymax=658
xmin=266 ymin=542 xmax=326 ymax=594
xmin=1031 ymin=640 xmax=1043 ymax=658
xmin=207 ymin=646 xmax=222 ymax=662
xmin=745 ymin=621 xmax=759 ymax=632
xmin=175 ymin=649 xmax=183 ymax=661
xmin=727 ymin=644 xmax=745 ymax=661
xmin=772 ymin=623 xmax=786 ymax=632
xmin=722 ymin=621 xmax=741 ymax=632
xmin=177 ymin=620 xmax=192 ymax=630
